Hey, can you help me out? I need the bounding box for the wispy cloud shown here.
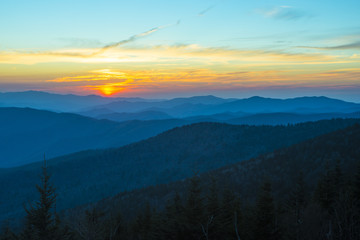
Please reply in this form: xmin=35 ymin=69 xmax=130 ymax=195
xmin=198 ymin=6 xmax=214 ymax=16
xmin=298 ymin=40 xmax=360 ymax=50
xmin=48 ymin=69 xmax=127 ymax=83
xmin=92 ymin=19 xmax=181 ymax=56
xmin=92 ymin=25 xmax=171 ymax=56
xmin=4 ymin=23 xmax=179 ymax=60
xmin=0 ymin=43 xmax=340 ymax=65
xmin=257 ymin=6 xmax=311 ymax=21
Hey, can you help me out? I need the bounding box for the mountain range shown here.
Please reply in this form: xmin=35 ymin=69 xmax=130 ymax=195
xmin=1 ymin=118 xmax=359 ymax=225
xmin=1 ymin=92 xmax=360 ymax=167
xmin=2 ymin=91 xmax=360 ymax=117
xmin=92 ymin=96 xmax=360 ymax=118
xmin=0 ymin=91 xmax=157 ymax=112
xmin=1 ymin=91 xmax=360 ymax=231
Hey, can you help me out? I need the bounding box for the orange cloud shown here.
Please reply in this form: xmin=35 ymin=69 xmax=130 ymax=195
xmin=2 ymin=42 xmax=359 ymax=97
xmin=43 ymin=67 xmax=360 ymax=96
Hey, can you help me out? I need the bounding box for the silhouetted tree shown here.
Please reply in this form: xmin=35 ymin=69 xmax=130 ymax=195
xmin=287 ymin=171 xmax=306 ymax=240
xmin=184 ymin=175 xmax=204 ymax=240
xmin=204 ymin=177 xmax=221 ymax=240
xmin=315 ymin=161 xmax=335 ymax=213
xmin=132 ymin=203 xmax=153 ymax=240
xmin=218 ymin=187 xmax=242 ymax=240
xmin=106 ymin=211 xmax=125 ymax=240
xmin=22 ymin=159 xmax=59 ymax=240
xmin=0 ymin=223 xmax=17 ymax=240
xmin=353 ymin=163 xmax=360 ymax=208
xmin=162 ymin=192 xmax=185 ymax=240
xmin=75 ymin=208 xmax=105 ymax=240
xmin=254 ymin=179 xmax=280 ymax=240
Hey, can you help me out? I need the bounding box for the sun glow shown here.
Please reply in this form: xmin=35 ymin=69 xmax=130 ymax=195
xmin=99 ymin=86 xmax=120 ymax=96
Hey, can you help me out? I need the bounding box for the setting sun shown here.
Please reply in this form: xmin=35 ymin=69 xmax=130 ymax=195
xmin=99 ymin=86 xmax=118 ymax=96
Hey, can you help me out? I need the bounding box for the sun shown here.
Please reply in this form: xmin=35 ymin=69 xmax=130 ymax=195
xmin=99 ymin=86 xmax=118 ymax=96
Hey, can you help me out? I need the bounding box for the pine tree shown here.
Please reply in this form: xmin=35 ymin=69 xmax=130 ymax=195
xmin=353 ymin=163 xmax=360 ymax=236
xmin=22 ymin=158 xmax=59 ymax=240
xmin=218 ymin=187 xmax=242 ymax=240
xmin=315 ymin=161 xmax=335 ymax=213
xmin=333 ymin=159 xmax=344 ymax=200
xmin=132 ymin=203 xmax=153 ymax=240
xmin=204 ymin=177 xmax=221 ymax=240
xmin=0 ymin=223 xmax=17 ymax=240
xmin=286 ymin=171 xmax=306 ymax=240
xmin=163 ymin=192 xmax=185 ymax=240
xmin=254 ymin=179 xmax=279 ymax=240
xmin=106 ymin=211 xmax=125 ymax=240
xmin=184 ymin=175 xmax=204 ymax=240
xmin=355 ymin=163 xmax=360 ymax=205
xmin=76 ymin=208 xmax=105 ymax=240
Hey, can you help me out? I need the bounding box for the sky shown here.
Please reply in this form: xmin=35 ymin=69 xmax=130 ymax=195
xmin=1 ymin=0 xmax=360 ymax=101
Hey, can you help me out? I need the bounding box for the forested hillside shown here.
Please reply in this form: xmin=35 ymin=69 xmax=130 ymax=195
xmin=0 ymin=107 xmax=193 ymax=167
xmin=62 ymin=123 xmax=360 ymax=240
xmin=1 ymin=118 xmax=359 ymax=229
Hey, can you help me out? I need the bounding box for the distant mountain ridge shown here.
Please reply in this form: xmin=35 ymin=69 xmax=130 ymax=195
xmin=92 ymin=96 xmax=360 ymax=118
xmin=2 ymin=91 xmax=359 ymax=117
xmin=0 ymin=91 xmax=159 ymax=112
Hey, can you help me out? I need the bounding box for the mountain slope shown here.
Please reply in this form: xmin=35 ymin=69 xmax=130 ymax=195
xmin=0 ymin=107 xmax=196 ymax=167
xmin=77 ymin=122 xmax=360 ymax=222
xmin=1 ymin=118 xmax=360 ymax=224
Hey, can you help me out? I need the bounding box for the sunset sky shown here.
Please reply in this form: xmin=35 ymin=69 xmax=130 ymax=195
xmin=1 ymin=0 xmax=360 ymax=100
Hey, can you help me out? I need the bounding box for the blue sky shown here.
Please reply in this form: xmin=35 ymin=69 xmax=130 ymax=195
xmin=1 ymin=0 xmax=359 ymax=100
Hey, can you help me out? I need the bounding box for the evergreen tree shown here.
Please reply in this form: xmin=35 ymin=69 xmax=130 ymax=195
xmin=106 ymin=212 xmax=125 ymax=240
xmin=314 ymin=160 xmax=345 ymax=239
xmin=0 ymin=223 xmax=17 ymax=240
xmin=162 ymin=192 xmax=185 ymax=240
xmin=218 ymin=187 xmax=242 ymax=240
xmin=254 ymin=179 xmax=279 ymax=240
xmin=19 ymin=219 xmax=35 ymax=240
xmin=286 ymin=171 xmax=306 ymax=240
xmin=353 ymin=163 xmax=360 ymax=206
xmin=22 ymin=159 xmax=59 ymax=240
xmin=333 ymin=159 xmax=344 ymax=200
xmin=205 ymin=177 xmax=221 ymax=240
xmin=353 ymin=163 xmax=360 ymax=236
xmin=76 ymin=208 xmax=105 ymax=240
xmin=184 ymin=175 xmax=204 ymax=240
xmin=132 ymin=203 xmax=153 ymax=240
xmin=315 ymin=161 xmax=335 ymax=213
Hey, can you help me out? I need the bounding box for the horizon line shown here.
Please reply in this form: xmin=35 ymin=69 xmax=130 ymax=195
xmin=1 ymin=90 xmax=360 ymax=104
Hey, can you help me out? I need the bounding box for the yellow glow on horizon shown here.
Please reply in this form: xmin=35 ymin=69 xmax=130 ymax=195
xmin=99 ymin=86 xmax=118 ymax=96
xmin=42 ymin=66 xmax=359 ymax=97
xmin=1 ymin=43 xmax=359 ymax=96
